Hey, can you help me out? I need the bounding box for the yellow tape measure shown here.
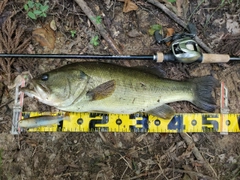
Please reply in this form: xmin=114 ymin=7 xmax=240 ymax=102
xmin=21 ymin=112 xmax=240 ymax=133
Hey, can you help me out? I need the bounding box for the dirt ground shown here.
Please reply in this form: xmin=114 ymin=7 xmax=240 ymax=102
xmin=0 ymin=0 xmax=240 ymax=179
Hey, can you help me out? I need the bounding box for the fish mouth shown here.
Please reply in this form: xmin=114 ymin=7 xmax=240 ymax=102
xmin=21 ymin=81 xmax=50 ymax=101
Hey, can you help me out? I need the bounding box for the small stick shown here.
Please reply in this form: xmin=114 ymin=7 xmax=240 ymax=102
xmin=98 ymin=132 xmax=108 ymax=144
xmin=74 ymin=0 xmax=123 ymax=54
xmin=120 ymin=166 xmax=128 ymax=180
xmin=180 ymin=133 xmax=218 ymax=178
xmin=128 ymin=168 xmax=214 ymax=180
xmin=146 ymin=0 xmax=213 ymax=53
xmin=173 ymin=168 xmax=216 ymax=180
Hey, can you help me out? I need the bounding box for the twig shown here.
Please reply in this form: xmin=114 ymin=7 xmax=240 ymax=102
xmin=180 ymin=133 xmax=218 ymax=178
xmin=120 ymin=166 xmax=128 ymax=180
xmin=146 ymin=0 xmax=213 ymax=53
xmin=74 ymin=0 xmax=123 ymax=54
xmin=128 ymin=170 xmax=162 ymax=180
xmin=168 ymin=175 xmax=182 ymax=180
xmin=0 ymin=0 xmax=8 ymax=15
xmin=118 ymin=153 xmax=133 ymax=170
xmin=98 ymin=132 xmax=108 ymax=144
xmin=156 ymin=154 xmax=169 ymax=180
xmin=173 ymin=168 xmax=216 ymax=180
xmin=128 ymin=167 xmax=215 ymax=180
xmin=0 ymin=99 xmax=13 ymax=109
xmin=187 ymin=0 xmax=205 ymax=22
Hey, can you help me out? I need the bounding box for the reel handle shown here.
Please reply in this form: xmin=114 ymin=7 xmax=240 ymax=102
xmin=201 ymin=54 xmax=230 ymax=63
xmin=156 ymin=53 xmax=231 ymax=63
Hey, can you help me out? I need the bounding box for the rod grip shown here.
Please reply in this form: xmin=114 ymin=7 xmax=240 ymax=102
xmin=156 ymin=52 xmax=164 ymax=62
xmin=201 ymin=54 xmax=230 ymax=63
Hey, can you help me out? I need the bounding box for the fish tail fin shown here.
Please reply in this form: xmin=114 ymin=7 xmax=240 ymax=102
xmin=190 ymin=76 xmax=219 ymax=112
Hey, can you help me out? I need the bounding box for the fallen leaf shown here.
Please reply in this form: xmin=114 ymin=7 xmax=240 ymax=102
xmin=50 ymin=19 xmax=57 ymax=31
xmin=104 ymin=0 xmax=114 ymax=10
xmin=32 ymin=23 xmax=56 ymax=49
xmin=166 ymin=28 xmax=174 ymax=37
xmin=123 ymin=0 xmax=138 ymax=13
xmin=176 ymin=0 xmax=183 ymax=17
xmin=182 ymin=0 xmax=189 ymax=19
xmin=166 ymin=28 xmax=175 ymax=46
xmin=176 ymin=0 xmax=189 ymax=19
xmin=218 ymin=154 xmax=226 ymax=162
xmin=127 ymin=29 xmax=142 ymax=37
xmin=226 ymin=13 xmax=240 ymax=34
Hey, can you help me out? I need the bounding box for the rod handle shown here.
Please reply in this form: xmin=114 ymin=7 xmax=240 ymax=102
xmin=156 ymin=52 xmax=164 ymax=62
xmin=201 ymin=54 xmax=230 ymax=63
xmin=156 ymin=53 xmax=176 ymax=62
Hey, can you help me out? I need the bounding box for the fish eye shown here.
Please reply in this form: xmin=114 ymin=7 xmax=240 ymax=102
xmin=41 ymin=74 xmax=49 ymax=81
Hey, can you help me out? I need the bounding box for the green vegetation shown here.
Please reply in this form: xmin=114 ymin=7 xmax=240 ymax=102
xmin=148 ymin=24 xmax=162 ymax=35
xmin=90 ymin=35 xmax=100 ymax=46
xmin=89 ymin=16 xmax=102 ymax=46
xmin=168 ymin=0 xmax=176 ymax=2
xmin=24 ymin=0 xmax=49 ymax=20
xmin=70 ymin=30 xmax=77 ymax=38
xmin=91 ymin=15 xmax=102 ymax=24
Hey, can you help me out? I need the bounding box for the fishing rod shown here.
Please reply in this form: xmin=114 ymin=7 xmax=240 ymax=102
xmin=1 ymin=33 xmax=239 ymax=63
xmin=1 ymin=49 xmax=239 ymax=64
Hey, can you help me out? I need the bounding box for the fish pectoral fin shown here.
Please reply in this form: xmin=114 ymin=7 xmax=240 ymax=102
xmin=147 ymin=104 xmax=175 ymax=119
xmin=86 ymin=80 xmax=116 ymax=101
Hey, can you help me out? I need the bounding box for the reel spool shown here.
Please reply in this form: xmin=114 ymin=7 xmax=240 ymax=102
xmin=171 ymin=37 xmax=201 ymax=63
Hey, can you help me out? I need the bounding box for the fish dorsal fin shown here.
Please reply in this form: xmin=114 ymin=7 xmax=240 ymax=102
xmin=147 ymin=104 xmax=175 ymax=119
xmin=133 ymin=65 xmax=166 ymax=78
xmin=86 ymin=80 xmax=116 ymax=101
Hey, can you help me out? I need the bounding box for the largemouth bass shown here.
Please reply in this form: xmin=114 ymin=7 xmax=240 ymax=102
xmin=22 ymin=62 xmax=218 ymax=119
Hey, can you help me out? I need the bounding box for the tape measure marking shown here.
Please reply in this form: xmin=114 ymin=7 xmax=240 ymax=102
xmin=21 ymin=112 xmax=240 ymax=133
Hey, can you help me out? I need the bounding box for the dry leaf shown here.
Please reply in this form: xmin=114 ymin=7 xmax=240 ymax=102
xmin=32 ymin=23 xmax=56 ymax=49
xmin=176 ymin=0 xmax=183 ymax=17
xmin=176 ymin=0 xmax=189 ymax=19
xmin=166 ymin=28 xmax=175 ymax=46
xmin=226 ymin=13 xmax=240 ymax=34
xmin=123 ymin=0 xmax=138 ymax=13
xmin=50 ymin=20 xmax=57 ymax=31
xmin=127 ymin=29 xmax=142 ymax=37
